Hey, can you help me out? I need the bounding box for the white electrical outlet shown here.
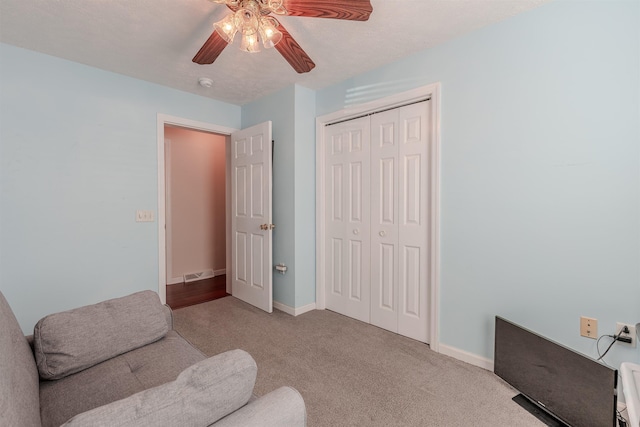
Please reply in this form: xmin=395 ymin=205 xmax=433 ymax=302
xmin=615 ymin=322 xmax=637 ymax=348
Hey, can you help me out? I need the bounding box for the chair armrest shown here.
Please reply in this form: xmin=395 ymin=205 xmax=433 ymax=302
xmin=213 ymin=386 xmax=306 ymax=427
xmin=162 ymin=304 xmax=174 ymax=329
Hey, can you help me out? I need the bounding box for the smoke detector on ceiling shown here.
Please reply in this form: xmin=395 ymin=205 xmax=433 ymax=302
xmin=198 ymin=77 xmax=213 ymax=88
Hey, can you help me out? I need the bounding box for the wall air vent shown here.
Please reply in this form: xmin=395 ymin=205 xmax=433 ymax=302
xmin=183 ymin=269 xmax=215 ymax=283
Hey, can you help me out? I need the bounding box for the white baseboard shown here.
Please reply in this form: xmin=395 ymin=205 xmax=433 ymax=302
xmin=438 ymin=343 xmax=494 ymax=371
xmin=169 ymin=269 xmax=225 ymax=285
xmin=273 ymin=301 xmax=316 ymax=316
xmin=167 ymin=277 xmax=183 ymax=285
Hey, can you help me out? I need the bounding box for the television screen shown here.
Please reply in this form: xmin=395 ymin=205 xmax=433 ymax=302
xmin=494 ymin=316 xmax=618 ymax=427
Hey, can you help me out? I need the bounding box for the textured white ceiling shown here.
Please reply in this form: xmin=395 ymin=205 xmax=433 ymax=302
xmin=0 ymin=0 xmax=550 ymax=105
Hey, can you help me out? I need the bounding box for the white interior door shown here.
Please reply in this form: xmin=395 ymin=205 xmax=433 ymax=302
xmin=324 ymin=117 xmax=371 ymax=323
xmin=231 ymin=121 xmax=273 ymax=313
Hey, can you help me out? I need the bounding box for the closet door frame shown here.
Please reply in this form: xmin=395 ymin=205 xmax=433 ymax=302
xmin=315 ymin=83 xmax=441 ymax=351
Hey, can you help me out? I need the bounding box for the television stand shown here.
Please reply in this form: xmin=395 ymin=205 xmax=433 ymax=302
xmin=512 ymin=394 xmax=570 ymax=427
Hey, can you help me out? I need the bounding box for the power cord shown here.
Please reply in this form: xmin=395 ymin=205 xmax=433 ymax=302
xmin=617 ymin=405 xmax=628 ymax=427
xmin=596 ymin=326 xmax=629 ymax=362
xmin=598 ymin=324 xmax=636 ymax=427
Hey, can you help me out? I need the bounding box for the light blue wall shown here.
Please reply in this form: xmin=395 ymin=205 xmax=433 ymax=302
xmin=1 ymin=0 xmax=638 ymax=369
xmin=293 ymin=86 xmax=316 ymax=307
xmin=0 ymin=44 xmax=241 ymax=332
xmin=242 ymin=86 xmax=297 ymax=307
xmin=317 ymin=0 xmax=639 ymax=365
xmin=241 ymin=84 xmax=316 ymax=308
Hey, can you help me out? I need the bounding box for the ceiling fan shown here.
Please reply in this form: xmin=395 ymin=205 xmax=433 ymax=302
xmin=193 ymin=0 xmax=373 ymax=73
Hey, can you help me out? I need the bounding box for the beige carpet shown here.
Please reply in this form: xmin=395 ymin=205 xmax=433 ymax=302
xmin=173 ymin=296 xmax=542 ymax=426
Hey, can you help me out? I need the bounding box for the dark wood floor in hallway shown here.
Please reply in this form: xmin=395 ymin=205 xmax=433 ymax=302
xmin=166 ymin=275 xmax=229 ymax=310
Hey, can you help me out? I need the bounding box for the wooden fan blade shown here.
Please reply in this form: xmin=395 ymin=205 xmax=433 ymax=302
xmin=192 ymin=31 xmax=229 ymax=64
xmin=283 ymin=0 xmax=372 ymax=21
xmin=274 ymin=24 xmax=316 ymax=73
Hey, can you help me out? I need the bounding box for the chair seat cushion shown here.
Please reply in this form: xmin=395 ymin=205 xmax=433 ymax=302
xmin=39 ymin=330 xmax=205 ymax=427
xmin=34 ymin=291 xmax=169 ymax=380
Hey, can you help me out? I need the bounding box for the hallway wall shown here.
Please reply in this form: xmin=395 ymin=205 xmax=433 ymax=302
xmin=165 ymin=126 xmax=226 ymax=283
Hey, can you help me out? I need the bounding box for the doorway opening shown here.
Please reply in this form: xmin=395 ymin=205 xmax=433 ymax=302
xmin=156 ymin=114 xmax=237 ymax=306
xmin=157 ymin=115 xmax=274 ymax=314
xmin=164 ymin=125 xmax=229 ymax=309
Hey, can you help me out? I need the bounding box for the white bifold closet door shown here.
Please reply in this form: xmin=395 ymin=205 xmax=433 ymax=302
xmin=325 ymin=101 xmax=430 ymax=343
xmin=324 ymin=116 xmax=371 ymax=324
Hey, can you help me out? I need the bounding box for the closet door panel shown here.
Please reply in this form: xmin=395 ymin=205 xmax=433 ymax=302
xmin=324 ymin=117 xmax=371 ymax=323
xmin=397 ymin=101 xmax=430 ymax=342
xmin=370 ymin=110 xmax=399 ymax=333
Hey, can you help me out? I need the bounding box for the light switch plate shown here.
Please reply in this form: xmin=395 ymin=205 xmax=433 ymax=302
xmin=136 ymin=210 xmax=155 ymax=222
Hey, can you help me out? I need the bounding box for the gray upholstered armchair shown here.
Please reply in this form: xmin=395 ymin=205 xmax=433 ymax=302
xmin=0 ymin=290 xmax=306 ymax=426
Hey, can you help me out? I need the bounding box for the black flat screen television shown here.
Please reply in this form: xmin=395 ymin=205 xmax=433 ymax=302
xmin=494 ymin=316 xmax=618 ymax=427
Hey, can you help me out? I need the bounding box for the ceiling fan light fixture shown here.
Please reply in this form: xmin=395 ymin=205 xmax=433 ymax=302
xmin=211 ymin=0 xmax=283 ymax=51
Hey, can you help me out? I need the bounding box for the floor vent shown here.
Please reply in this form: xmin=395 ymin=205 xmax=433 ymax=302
xmin=184 ymin=269 xmax=215 ymax=283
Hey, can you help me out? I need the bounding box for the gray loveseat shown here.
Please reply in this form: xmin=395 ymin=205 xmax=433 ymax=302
xmin=0 ymin=290 xmax=306 ymax=426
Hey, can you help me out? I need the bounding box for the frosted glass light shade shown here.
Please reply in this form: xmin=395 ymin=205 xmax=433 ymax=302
xmin=259 ymin=17 xmax=282 ymax=48
xmin=240 ymin=32 xmax=261 ymax=53
xmin=213 ymin=13 xmax=238 ymax=43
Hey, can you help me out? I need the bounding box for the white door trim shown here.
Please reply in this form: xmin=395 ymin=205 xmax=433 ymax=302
xmin=315 ymin=83 xmax=441 ymax=352
xmin=156 ymin=113 xmax=237 ymax=304
xmin=164 ymin=138 xmax=182 ymax=285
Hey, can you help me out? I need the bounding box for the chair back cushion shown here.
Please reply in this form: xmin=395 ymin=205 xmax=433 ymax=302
xmin=34 ymin=290 xmax=169 ymax=380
